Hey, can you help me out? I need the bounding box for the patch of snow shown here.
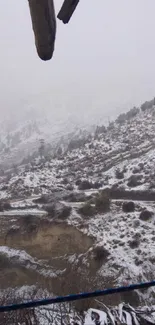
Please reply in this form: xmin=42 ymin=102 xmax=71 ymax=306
xmin=0 ymin=209 xmax=47 ymax=216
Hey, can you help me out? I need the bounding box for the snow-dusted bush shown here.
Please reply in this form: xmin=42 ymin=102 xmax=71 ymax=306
xmin=127 ymin=174 xmax=142 ymax=187
xmin=95 ymin=191 xmax=110 ymax=213
xmin=44 ymin=203 xmax=55 ymax=215
xmin=78 ymin=180 xmax=93 ymax=190
xmin=93 ymin=246 xmax=110 ymax=262
xmin=57 ymin=205 xmax=72 ymax=219
xmin=129 ymin=239 xmax=140 ymax=249
xmin=122 ymin=201 xmax=135 ymax=213
xmin=45 ymin=202 xmax=72 ymax=220
xmin=139 ymin=209 xmax=153 ymax=221
xmin=0 ymin=200 xmax=11 ymax=211
xmin=115 ymin=168 xmax=124 ymax=179
xmin=64 ymin=191 xmax=87 ymax=202
xmin=78 ymin=202 xmax=96 ymax=217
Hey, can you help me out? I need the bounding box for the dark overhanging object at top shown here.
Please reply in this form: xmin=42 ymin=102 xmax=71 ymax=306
xmin=28 ymin=0 xmax=80 ymax=61
xmin=57 ymin=0 xmax=80 ymax=24
xmin=28 ymin=0 xmax=56 ymax=61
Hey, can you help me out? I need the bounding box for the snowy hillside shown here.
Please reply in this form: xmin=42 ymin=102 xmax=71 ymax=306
xmin=1 ymin=99 xmax=155 ymax=323
xmin=1 ymin=103 xmax=155 ymax=198
xmin=0 ymin=103 xmax=96 ymax=169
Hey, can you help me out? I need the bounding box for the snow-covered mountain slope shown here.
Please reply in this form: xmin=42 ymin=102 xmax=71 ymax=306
xmin=0 ymin=103 xmax=96 ymax=169
xmin=1 ymin=104 xmax=155 ymax=198
xmin=1 ymin=100 xmax=155 ymax=320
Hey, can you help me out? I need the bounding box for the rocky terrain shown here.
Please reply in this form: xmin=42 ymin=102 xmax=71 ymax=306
xmin=0 ymin=98 xmax=155 ymax=324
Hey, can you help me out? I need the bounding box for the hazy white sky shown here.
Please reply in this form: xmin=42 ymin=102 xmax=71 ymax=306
xmin=0 ymin=0 xmax=155 ymax=122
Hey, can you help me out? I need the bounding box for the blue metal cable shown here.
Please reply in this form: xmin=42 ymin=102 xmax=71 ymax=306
xmin=0 ymin=280 xmax=155 ymax=312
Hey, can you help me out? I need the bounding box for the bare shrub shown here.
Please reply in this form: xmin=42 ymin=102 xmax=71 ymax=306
xmin=0 ymin=286 xmax=152 ymax=324
xmin=0 ymin=289 xmax=37 ymax=325
xmin=0 ymin=287 xmax=84 ymax=325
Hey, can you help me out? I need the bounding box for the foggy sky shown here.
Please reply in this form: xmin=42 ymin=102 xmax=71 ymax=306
xmin=0 ymin=0 xmax=155 ymax=123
